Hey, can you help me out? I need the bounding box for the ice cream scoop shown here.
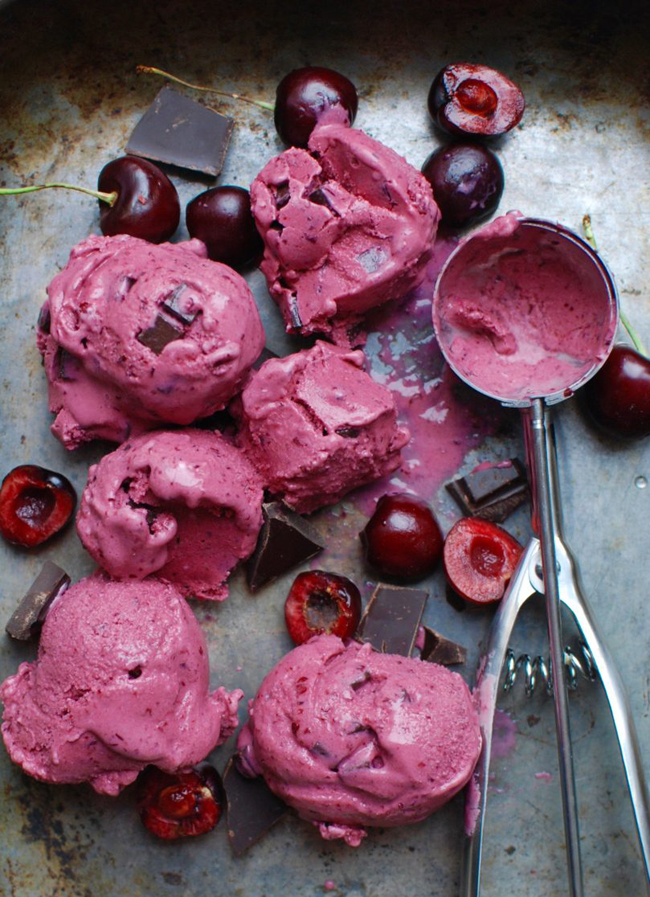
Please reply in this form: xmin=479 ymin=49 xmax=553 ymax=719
xmin=433 ymin=213 xmax=617 ymax=406
xmin=0 ymin=575 xmax=242 ymax=795
xmin=237 ymin=634 xmax=481 ymax=847
xmin=38 ymin=233 xmax=265 ymax=448
xmin=251 ymin=123 xmax=440 ymax=345
xmin=77 ymin=429 xmax=264 ymax=601
xmin=232 ymin=341 xmax=410 ymax=513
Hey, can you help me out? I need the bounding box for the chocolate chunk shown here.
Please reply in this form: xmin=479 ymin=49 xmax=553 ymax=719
xmin=137 ymin=314 xmax=184 ymax=355
xmin=335 ymin=426 xmax=360 ymax=438
xmin=418 ymin=626 xmax=467 ymax=666
xmin=308 ymin=187 xmax=335 ymax=211
xmin=126 ymin=86 xmax=233 ymax=177
xmin=6 ymin=561 xmax=70 ymax=640
xmin=223 ymin=758 xmax=288 ymax=855
xmin=445 ymin=458 xmax=529 ymax=522
xmin=246 ymin=502 xmax=324 ymax=592
xmin=275 ymin=181 xmax=290 ymax=210
xmin=55 ymin=347 xmax=81 ymax=381
xmin=358 ymin=584 xmax=429 ymax=657
xmin=160 ymin=284 xmax=197 ymax=325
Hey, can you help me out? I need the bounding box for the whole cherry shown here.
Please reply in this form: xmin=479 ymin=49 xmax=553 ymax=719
xmin=443 ymin=517 xmax=522 ymax=605
xmin=137 ymin=763 xmax=224 ymax=840
xmin=275 ymin=67 xmax=358 ymax=147
xmin=186 ymin=186 xmax=263 ymax=269
xmin=284 ymin=570 xmax=362 ymax=645
xmin=0 ymin=465 xmax=76 ymax=548
xmin=421 ymin=143 xmax=504 ymax=228
xmin=582 ymin=344 xmax=650 ymax=439
xmin=428 ymin=63 xmax=525 ymax=138
xmin=0 ymin=156 xmax=180 ymax=244
xmin=361 ymin=494 xmax=443 ymax=582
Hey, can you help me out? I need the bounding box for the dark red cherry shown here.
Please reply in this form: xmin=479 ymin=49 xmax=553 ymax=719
xmin=361 ymin=494 xmax=443 ymax=582
xmin=421 ymin=143 xmax=504 ymax=228
xmin=186 ymin=186 xmax=263 ymax=269
xmin=443 ymin=517 xmax=522 ymax=605
xmin=428 ymin=63 xmax=525 ymax=138
xmin=137 ymin=763 xmax=224 ymax=840
xmin=284 ymin=570 xmax=362 ymax=645
xmin=97 ymin=156 xmax=180 ymax=243
xmin=275 ymin=67 xmax=358 ymax=148
xmin=582 ymin=344 xmax=650 ymax=439
xmin=0 ymin=465 xmax=76 ymax=548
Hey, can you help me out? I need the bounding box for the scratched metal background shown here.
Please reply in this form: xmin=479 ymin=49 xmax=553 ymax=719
xmin=0 ymin=1 xmax=649 ymax=895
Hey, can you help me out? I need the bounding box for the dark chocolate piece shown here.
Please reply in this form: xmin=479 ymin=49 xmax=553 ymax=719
xmin=445 ymin=458 xmax=529 ymax=523
xmin=335 ymin=426 xmax=360 ymax=438
xmin=223 ymin=758 xmax=288 ymax=855
xmin=358 ymin=584 xmax=428 ymax=657
xmin=160 ymin=284 xmax=197 ymax=325
xmin=6 ymin=561 xmax=70 ymax=640
xmin=126 ymin=86 xmax=234 ymax=177
xmin=418 ymin=626 xmax=467 ymax=666
xmin=246 ymin=502 xmax=324 ymax=592
xmin=137 ymin=314 xmax=184 ymax=355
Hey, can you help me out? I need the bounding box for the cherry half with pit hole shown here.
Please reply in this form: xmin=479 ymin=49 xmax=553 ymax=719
xmin=137 ymin=763 xmax=224 ymax=840
xmin=284 ymin=570 xmax=362 ymax=645
xmin=0 ymin=465 xmax=77 ymax=548
xmin=443 ymin=517 xmax=523 ymax=605
xmin=428 ymin=62 xmax=525 ymax=138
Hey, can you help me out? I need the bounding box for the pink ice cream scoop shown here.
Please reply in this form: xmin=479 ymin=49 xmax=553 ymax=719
xmin=37 ymin=233 xmax=265 ymax=449
xmin=231 ymin=341 xmax=410 ymax=513
xmin=77 ymin=429 xmax=264 ymax=601
xmin=237 ymin=635 xmax=481 ymax=847
xmin=251 ymin=123 xmax=440 ymax=346
xmin=0 ymin=575 xmax=242 ymax=795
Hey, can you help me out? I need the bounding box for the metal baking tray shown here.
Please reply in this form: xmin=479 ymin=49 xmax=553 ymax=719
xmin=1 ymin=1 xmax=648 ymax=895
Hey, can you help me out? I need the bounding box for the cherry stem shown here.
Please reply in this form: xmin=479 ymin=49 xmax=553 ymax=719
xmin=582 ymin=214 xmax=647 ymax=357
xmin=0 ymin=184 xmax=118 ymax=206
xmin=136 ymin=65 xmax=275 ymax=112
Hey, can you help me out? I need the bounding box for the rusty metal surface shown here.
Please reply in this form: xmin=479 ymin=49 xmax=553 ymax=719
xmin=0 ymin=1 xmax=649 ymax=895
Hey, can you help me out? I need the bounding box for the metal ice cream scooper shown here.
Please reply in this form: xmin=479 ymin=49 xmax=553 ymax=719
xmin=433 ymin=213 xmax=650 ymax=897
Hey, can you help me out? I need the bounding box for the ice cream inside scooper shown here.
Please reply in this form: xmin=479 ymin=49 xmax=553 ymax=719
xmin=433 ymin=214 xmax=617 ymax=404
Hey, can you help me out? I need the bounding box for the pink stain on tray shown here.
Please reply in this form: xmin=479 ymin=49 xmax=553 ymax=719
xmin=535 ymin=771 xmax=553 ymax=783
xmin=492 ymin=708 xmax=518 ymax=759
xmin=349 ymin=233 xmax=507 ymax=516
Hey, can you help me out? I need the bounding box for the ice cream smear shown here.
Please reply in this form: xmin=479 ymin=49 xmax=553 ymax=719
xmin=77 ymin=429 xmax=264 ymax=601
xmin=38 ymin=233 xmax=265 ymax=449
xmin=433 ymin=213 xmax=617 ymax=405
xmin=237 ymin=635 xmax=481 ymax=846
xmin=0 ymin=575 xmax=242 ymax=795
xmin=251 ymin=123 xmax=440 ymax=345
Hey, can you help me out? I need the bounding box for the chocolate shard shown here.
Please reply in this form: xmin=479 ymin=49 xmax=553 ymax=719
xmin=160 ymin=283 xmax=198 ymax=325
xmin=418 ymin=626 xmax=467 ymax=666
xmin=358 ymin=584 xmax=429 ymax=657
xmin=445 ymin=458 xmax=529 ymax=523
xmin=137 ymin=314 xmax=184 ymax=355
xmin=6 ymin=561 xmax=70 ymax=640
xmin=126 ymin=86 xmax=234 ymax=177
xmin=246 ymin=502 xmax=324 ymax=592
xmin=223 ymin=757 xmax=289 ymax=855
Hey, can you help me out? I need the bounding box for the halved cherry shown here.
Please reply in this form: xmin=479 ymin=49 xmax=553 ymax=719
xmin=137 ymin=763 xmax=224 ymax=840
xmin=0 ymin=465 xmax=76 ymax=547
xmin=443 ymin=517 xmax=523 ymax=605
xmin=284 ymin=570 xmax=362 ymax=645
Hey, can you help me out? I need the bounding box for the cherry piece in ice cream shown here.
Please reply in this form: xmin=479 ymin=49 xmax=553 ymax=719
xmin=0 ymin=465 xmax=76 ymax=548
xmin=421 ymin=143 xmax=504 ymax=228
xmin=443 ymin=517 xmax=523 ymax=605
xmin=361 ymin=494 xmax=443 ymax=582
xmin=581 ymin=344 xmax=650 ymax=439
xmin=186 ymin=186 xmax=263 ymax=269
xmin=428 ymin=63 xmax=525 ymax=138
xmin=97 ymin=156 xmax=180 ymax=243
xmin=284 ymin=570 xmax=362 ymax=645
xmin=137 ymin=763 xmax=224 ymax=839
xmin=275 ymin=67 xmax=358 ymax=147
